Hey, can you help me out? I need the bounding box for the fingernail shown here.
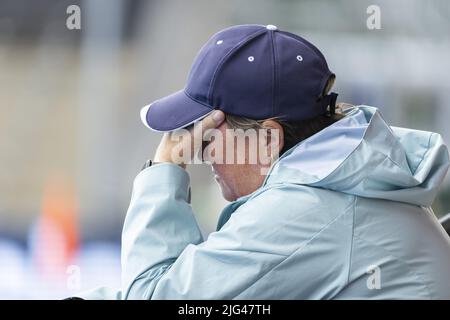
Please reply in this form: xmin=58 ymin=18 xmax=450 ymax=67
xmin=212 ymin=111 xmax=224 ymax=122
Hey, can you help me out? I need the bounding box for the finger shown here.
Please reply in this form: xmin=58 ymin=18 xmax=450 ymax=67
xmin=200 ymin=110 xmax=225 ymax=131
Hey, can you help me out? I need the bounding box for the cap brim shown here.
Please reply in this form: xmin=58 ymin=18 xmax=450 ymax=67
xmin=140 ymin=90 xmax=214 ymax=132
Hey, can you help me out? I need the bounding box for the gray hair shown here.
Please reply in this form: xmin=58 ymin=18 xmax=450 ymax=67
xmin=225 ymin=75 xmax=351 ymax=155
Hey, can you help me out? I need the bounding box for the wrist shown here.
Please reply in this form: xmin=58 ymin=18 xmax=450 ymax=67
xmin=150 ymin=157 xmax=187 ymax=169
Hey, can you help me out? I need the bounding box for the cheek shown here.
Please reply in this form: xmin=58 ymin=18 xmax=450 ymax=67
xmin=212 ymin=164 xmax=238 ymax=201
xmin=212 ymin=164 xmax=236 ymax=188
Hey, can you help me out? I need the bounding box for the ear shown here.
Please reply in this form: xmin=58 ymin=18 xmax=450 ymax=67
xmin=261 ymin=119 xmax=284 ymax=157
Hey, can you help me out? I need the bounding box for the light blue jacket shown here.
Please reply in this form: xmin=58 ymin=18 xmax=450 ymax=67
xmin=79 ymin=106 xmax=450 ymax=299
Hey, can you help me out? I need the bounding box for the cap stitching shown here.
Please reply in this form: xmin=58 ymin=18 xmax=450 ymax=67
xmin=270 ymin=30 xmax=278 ymax=117
xmin=278 ymin=32 xmax=333 ymax=100
xmin=207 ymin=28 xmax=267 ymax=106
xmin=279 ymin=31 xmax=328 ymax=64
xmin=183 ymin=89 xmax=215 ymax=109
xmin=150 ymin=91 xmax=214 ymax=131
xmin=151 ymin=107 xmax=212 ymax=131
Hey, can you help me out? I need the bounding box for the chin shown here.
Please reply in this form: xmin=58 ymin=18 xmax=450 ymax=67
xmin=222 ymin=191 xmax=237 ymax=202
xmin=216 ymin=181 xmax=237 ymax=202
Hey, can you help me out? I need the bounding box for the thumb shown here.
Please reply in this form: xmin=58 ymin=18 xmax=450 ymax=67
xmin=200 ymin=110 xmax=225 ymax=130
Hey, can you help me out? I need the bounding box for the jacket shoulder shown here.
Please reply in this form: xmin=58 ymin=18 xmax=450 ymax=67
xmin=218 ymin=184 xmax=355 ymax=257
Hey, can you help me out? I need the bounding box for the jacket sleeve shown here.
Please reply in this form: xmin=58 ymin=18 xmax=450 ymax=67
xmin=120 ymin=163 xmax=203 ymax=298
xmin=120 ymin=163 xmax=289 ymax=299
xmin=76 ymin=162 xmax=353 ymax=299
xmin=74 ymin=162 xmax=200 ymax=300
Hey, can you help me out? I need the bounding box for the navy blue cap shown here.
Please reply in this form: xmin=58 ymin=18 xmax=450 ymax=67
xmin=141 ymin=24 xmax=337 ymax=132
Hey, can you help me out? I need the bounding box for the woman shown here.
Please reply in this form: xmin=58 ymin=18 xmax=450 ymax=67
xmin=76 ymin=24 xmax=450 ymax=299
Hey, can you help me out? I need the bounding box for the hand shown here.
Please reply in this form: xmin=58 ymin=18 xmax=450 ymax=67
xmin=153 ymin=110 xmax=225 ymax=169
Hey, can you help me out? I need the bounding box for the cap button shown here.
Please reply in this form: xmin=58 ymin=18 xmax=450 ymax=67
xmin=266 ymin=24 xmax=277 ymax=31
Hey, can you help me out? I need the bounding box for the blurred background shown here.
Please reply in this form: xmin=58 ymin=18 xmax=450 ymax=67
xmin=0 ymin=0 xmax=449 ymax=299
